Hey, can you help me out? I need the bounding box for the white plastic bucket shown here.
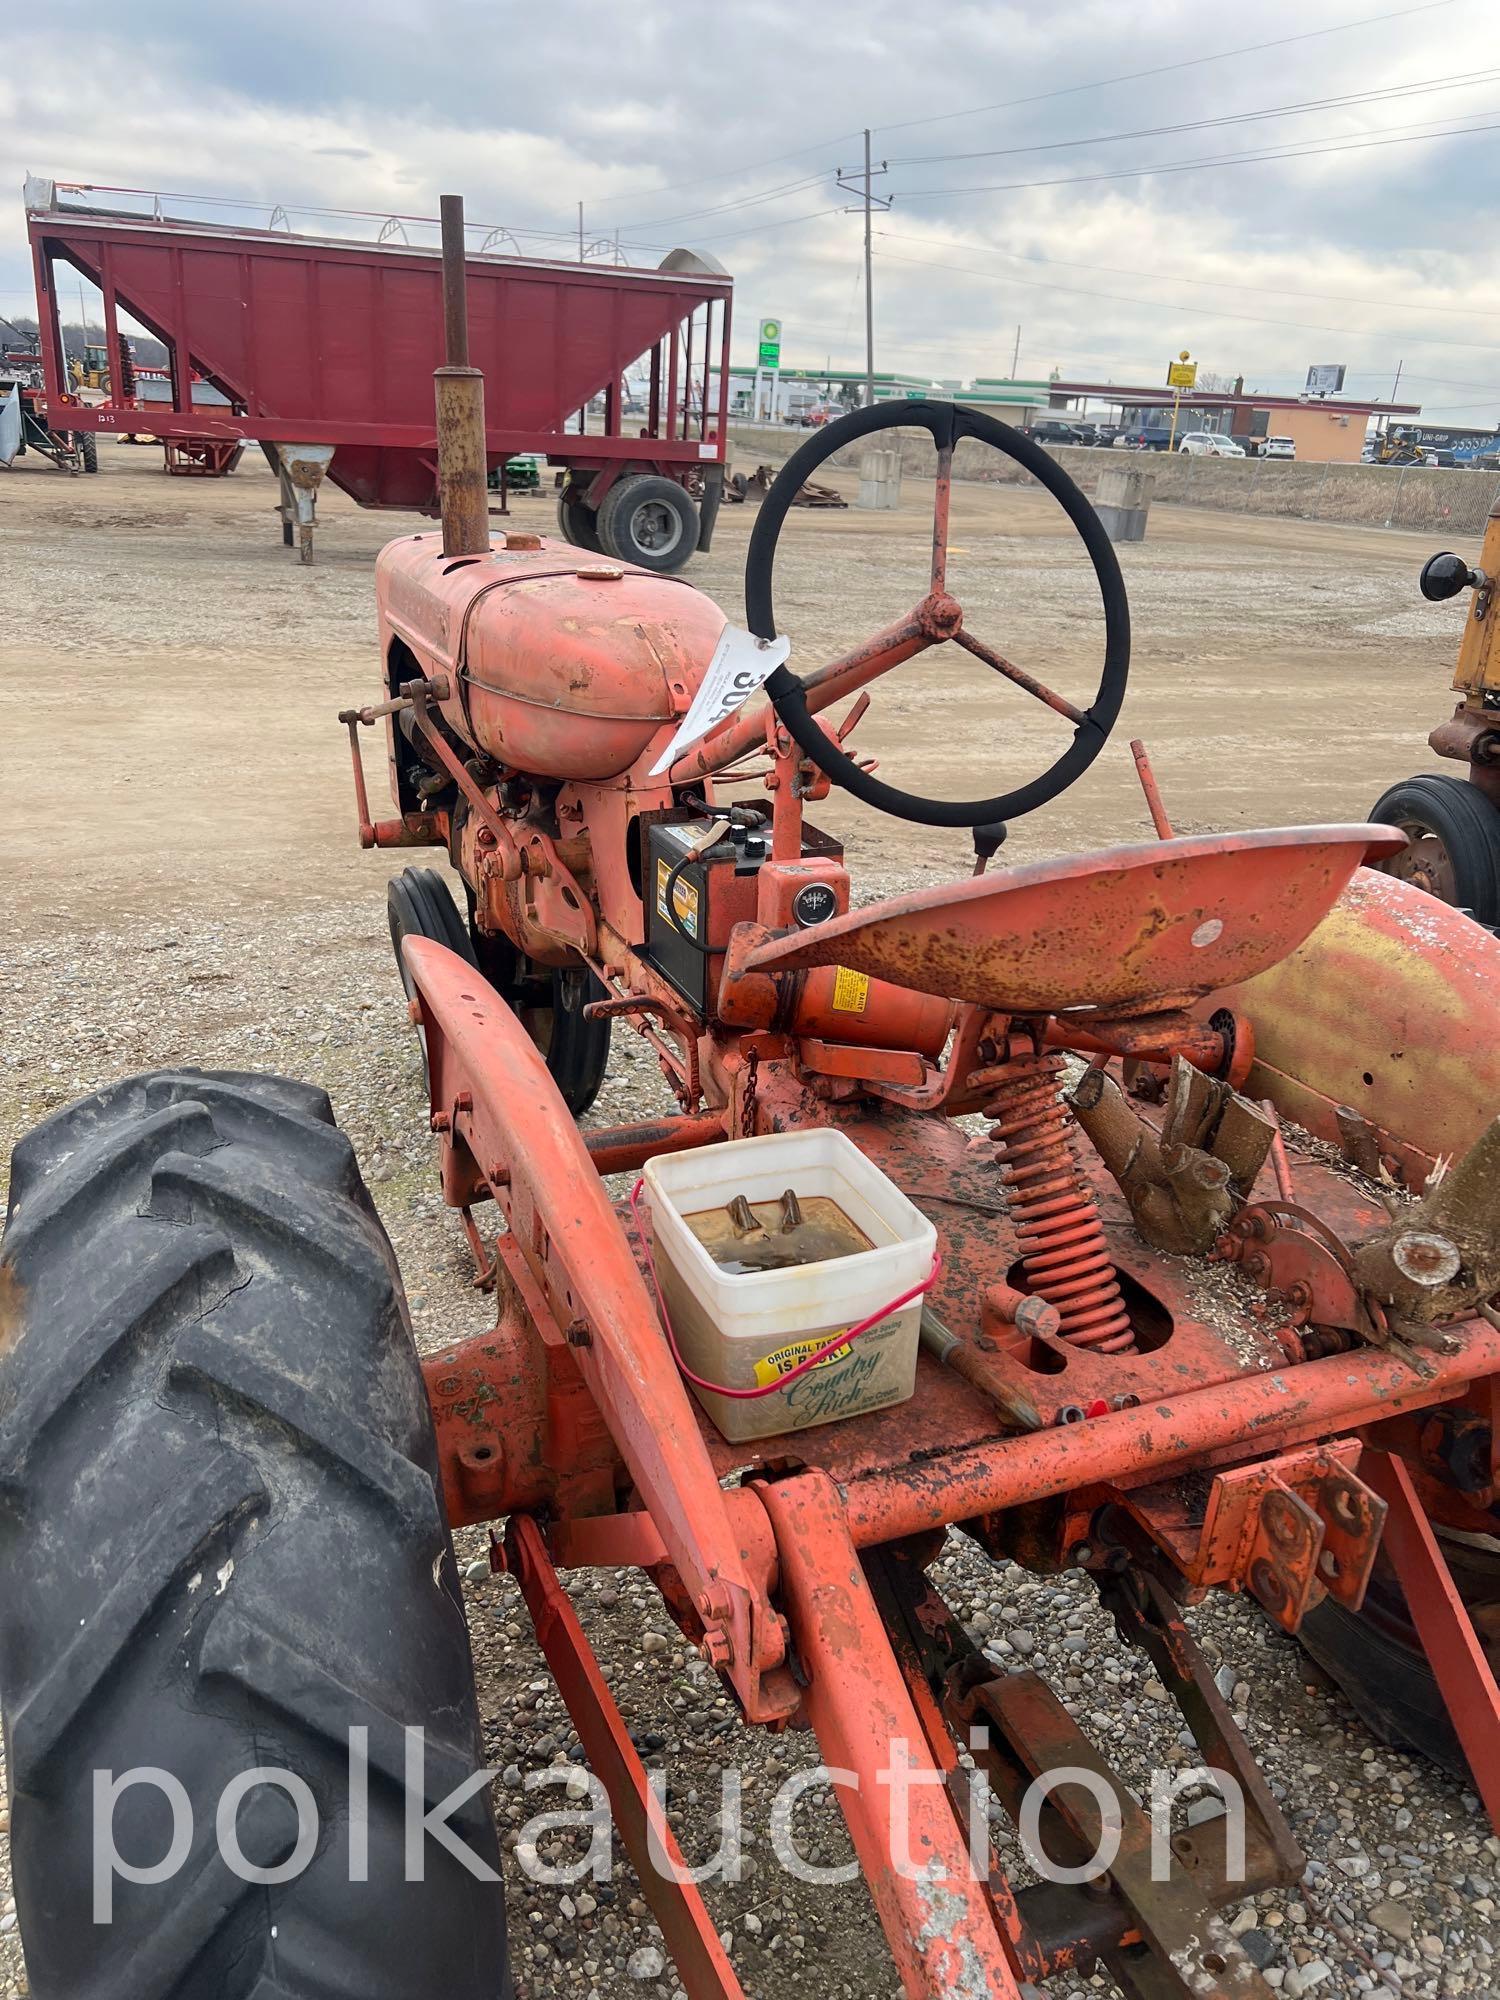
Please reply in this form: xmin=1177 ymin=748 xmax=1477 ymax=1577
xmin=642 ymin=1129 xmax=936 ymax=1443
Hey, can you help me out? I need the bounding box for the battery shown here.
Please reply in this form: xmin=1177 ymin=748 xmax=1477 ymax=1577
xmin=645 ymin=817 xmax=843 ymax=1011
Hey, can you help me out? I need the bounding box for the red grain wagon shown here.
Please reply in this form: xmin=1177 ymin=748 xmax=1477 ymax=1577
xmin=23 ymin=177 xmax=732 ymax=567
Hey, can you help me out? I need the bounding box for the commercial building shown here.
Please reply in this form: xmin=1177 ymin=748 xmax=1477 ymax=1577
xmin=1041 ymin=379 xmax=1422 ymax=462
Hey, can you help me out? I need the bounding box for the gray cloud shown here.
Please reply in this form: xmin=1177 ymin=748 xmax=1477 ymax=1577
xmin=5 ymin=0 xmax=1499 ymax=414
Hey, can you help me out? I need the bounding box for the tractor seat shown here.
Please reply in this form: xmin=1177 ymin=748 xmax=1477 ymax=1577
xmin=744 ymin=826 xmax=1406 ymax=1018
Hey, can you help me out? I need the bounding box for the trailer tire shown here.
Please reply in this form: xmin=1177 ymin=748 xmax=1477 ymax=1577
xmin=76 ymin=429 xmax=98 ymax=473
xmin=1369 ymin=772 xmax=1500 ymax=928
xmin=597 ymin=473 xmax=697 ymax=572
xmin=556 ymin=481 xmax=603 ymax=553
xmin=0 ymin=1069 xmax=511 ymax=2000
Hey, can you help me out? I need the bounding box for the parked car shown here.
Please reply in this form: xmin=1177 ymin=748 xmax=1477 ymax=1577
xmin=1176 ymin=431 xmax=1245 ymax=458
xmin=1117 ymin=425 xmax=1174 ymax=452
xmin=1023 ymin=418 xmax=1085 ymax=447
xmin=1263 ymin=436 xmax=1296 ymax=460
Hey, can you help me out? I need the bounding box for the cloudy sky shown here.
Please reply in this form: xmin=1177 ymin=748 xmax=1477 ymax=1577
xmin=5 ymin=0 xmax=1499 ymax=416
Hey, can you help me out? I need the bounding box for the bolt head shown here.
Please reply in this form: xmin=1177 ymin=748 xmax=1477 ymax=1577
xmin=698 ymin=1625 xmax=734 ymax=1669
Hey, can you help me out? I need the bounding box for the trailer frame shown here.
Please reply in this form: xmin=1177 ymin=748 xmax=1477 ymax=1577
xmin=23 ymin=178 xmax=733 ymax=562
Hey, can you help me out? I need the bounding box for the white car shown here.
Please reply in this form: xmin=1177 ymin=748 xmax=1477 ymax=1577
xmin=1176 ymin=431 xmax=1245 ymax=457
xmin=1263 ymin=436 xmax=1296 ymax=460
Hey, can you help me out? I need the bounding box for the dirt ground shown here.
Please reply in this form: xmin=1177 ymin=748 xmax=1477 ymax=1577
xmin=0 ymin=444 xmax=1489 ymax=2000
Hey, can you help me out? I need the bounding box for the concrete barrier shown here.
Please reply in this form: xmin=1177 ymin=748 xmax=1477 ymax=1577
xmin=1093 ymin=461 xmax=1153 ymax=543
xmin=857 ymin=447 xmax=902 ymax=510
xmin=727 ymin=423 xmax=1500 ymax=538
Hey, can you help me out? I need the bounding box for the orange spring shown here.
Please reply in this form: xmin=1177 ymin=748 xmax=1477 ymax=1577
xmin=984 ymin=1051 xmax=1136 ymax=1355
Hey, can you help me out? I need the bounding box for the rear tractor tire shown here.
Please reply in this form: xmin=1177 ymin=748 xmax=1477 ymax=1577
xmin=596 ymin=473 xmax=697 ymax=572
xmin=1299 ymin=1529 xmax=1500 ymax=1786
xmin=388 ymin=867 xmax=611 ymax=1116
xmin=0 ymin=1069 xmax=510 ymax=2000
xmin=1369 ymin=772 xmax=1500 ymax=929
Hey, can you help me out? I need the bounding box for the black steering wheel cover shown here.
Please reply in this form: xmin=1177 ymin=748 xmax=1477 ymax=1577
xmin=744 ymin=398 xmax=1131 ymax=829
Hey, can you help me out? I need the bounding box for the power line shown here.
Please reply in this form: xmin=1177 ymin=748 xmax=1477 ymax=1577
xmin=891 ymin=111 xmax=1500 ymax=202
xmin=574 ymin=2 xmax=1460 ymax=226
xmin=887 ymin=67 xmax=1500 ymax=166
xmin=871 ymin=0 xmax=1465 ymax=139
xmin=584 ymin=75 xmax=1500 ymax=266
xmin=605 ymin=170 xmax=832 ymax=235
xmin=581 ymin=131 xmax=864 ymax=208
xmin=617 ymin=205 xmax=848 ymax=253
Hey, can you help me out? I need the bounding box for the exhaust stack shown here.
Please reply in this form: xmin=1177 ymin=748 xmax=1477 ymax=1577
xmin=435 ymin=193 xmax=489 ymax=559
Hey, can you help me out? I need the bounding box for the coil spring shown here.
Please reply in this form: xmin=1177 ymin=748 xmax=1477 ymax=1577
xmin=984 ymin=1051 xmax=1136 ymax=1355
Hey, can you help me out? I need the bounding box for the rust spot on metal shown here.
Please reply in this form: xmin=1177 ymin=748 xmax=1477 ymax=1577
xmin=0 ymin=1261 xmax=23 ymax=1357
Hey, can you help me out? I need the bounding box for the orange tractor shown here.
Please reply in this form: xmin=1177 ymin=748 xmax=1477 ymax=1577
xmin=1369 ymin=526 xmax=1500 ymax=930
xmin=5 ymin=199 xmax=1500 ymax=2000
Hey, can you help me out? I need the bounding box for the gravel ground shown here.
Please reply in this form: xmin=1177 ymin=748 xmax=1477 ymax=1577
xmin=0 ymin=448 xmax=1492 ymax=1998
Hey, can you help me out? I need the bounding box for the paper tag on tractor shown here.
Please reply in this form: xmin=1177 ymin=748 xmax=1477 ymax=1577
xmin=648 ymin=627 xmax=791 ymax=775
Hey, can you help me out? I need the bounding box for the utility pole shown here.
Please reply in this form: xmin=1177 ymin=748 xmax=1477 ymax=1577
xmin=1011 ymin=325 xmax=1021 ymax=379
xmin=862 ymin=131 xmax=876 ymax=409
xmin=1391 ymin=358 xmax=1404 ymax=404
xmin=838 ymin=137 xmax=890 ymax=408
xmin=577 ymin=202 xmax=585 ymax=263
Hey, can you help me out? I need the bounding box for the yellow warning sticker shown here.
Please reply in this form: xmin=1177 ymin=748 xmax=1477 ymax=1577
xmin=655 ymin=856 xmax=700 ymax=938
xmin=752 ymin=1334 xmax=850 ymax=1388
xmin=831 ymin=965 xmax=870 ymax=1013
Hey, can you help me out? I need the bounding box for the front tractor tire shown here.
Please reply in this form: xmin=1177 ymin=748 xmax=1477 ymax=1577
xmin=0 ymin=1071 xmax=510 ymax=2000
xmin=389 ymin=868 xmax=610 ymax=1116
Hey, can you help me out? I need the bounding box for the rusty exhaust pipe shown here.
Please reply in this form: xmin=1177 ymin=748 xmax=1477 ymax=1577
xmin=435 ymin=193 xmax=490 ymax=559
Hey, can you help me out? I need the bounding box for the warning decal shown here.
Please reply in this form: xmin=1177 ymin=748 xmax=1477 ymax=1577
xmin=831 ymin=966 xmax=870 ymax=1013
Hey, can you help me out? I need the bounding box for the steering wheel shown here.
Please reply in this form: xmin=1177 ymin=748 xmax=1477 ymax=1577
xmin=744 ymin=398 xmax=1131 ymax=829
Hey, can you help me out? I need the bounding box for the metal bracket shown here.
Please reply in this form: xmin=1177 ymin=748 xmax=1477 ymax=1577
xmin=1196 ymin=1444 xmax=1386 ymax=1629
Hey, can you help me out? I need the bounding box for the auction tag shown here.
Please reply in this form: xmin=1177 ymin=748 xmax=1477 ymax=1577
xmin=752 ymin=1333 xmax=850 ymax=1388
xmin=648 ymin=625 xmax=791 ymax=775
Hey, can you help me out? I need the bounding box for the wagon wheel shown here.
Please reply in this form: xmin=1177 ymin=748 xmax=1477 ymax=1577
xmin=1368 ymin=773 xmax=1500 ymax=928
xmin=387 ymin=868 xmax=610 ymax=1114
xmin=745 ymin=397 xmax=1131 ymax=828
xmin=1300 ymin=1528 xmax=1500 ymax=1782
